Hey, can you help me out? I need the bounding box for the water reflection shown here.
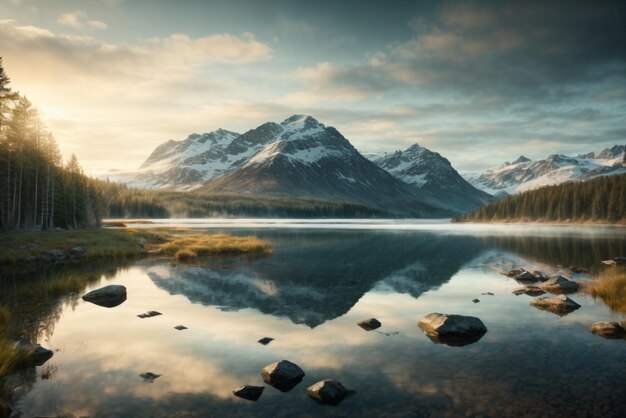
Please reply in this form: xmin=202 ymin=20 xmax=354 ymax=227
xmin=149 ymin=232 xmax=486 ymax=327
xmin=1 ymin=227 xmax=625 ymax=417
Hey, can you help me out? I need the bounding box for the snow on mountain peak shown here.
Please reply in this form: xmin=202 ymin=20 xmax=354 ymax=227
xmin=512 ymin=155 xmax=531 ymax=164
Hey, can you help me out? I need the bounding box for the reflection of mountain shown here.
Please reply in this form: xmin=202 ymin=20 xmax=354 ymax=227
xmin=148 ymin=231 xmax=487 ymax=327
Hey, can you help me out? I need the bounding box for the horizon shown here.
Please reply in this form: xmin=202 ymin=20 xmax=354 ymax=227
xmin=1 ymin=0 xmax=625 ymax=175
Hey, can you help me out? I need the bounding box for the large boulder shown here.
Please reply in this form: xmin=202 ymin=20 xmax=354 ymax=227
xmin=418 ymin=313 xmax=487 ymax=347
xmin=590 ymin=322 xmax=626 ymax=339
xmin=307 ymin=379 xmax=353 ymax=405
xmin=530 ymin=295 xmax=581 ymax=316
xmin=539 ymin=275 xmax=580 ymax=294
xmin=261 ymin=360 xmax=305 ymax=392
xmin=82 ymin=285 xmax=127 ymax=308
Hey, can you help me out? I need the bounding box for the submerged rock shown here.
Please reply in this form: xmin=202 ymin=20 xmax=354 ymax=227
xmin=481 ymin=292 xmax=494 ymax=296
xmin=418 ymin=313 xmax=487 ymax=347
xmin=472 ymin=299 xmax=480 ymax=303
xmin=357 ymin=318 xmax=381 ymax=331
xmin=601 ymin=257 xmax=626 ymax=266
xmin=82 ymin=285 xmax=127 ymax=308
xmin=233 ymin=385 xmax=265 ymax=401
xmin=568 ymin=265 xmax=588 ymax=274
xmin=539 ymin=275 xmax=580 ymax=294
xmin=512 ymin=285 xmax=545 ymax=297
xmin=261 ymin=360 xmax=305 ymax=392
xmin=139 ymin=372 xmax=161 ymax=383
xmin=530 ymin=295 xmax=581 ymax=316
xmin=174 ymin=325 xmax=188 ymax=331
xmin=258 ymin=337 xmax=274 ymax=345
xmin=590 ymin=322 xmax=626 ymax=339
xmin=137 ymin=311 xmax=162 ymax=318
xmin=307 ymin=379 xmax=354 ymax=405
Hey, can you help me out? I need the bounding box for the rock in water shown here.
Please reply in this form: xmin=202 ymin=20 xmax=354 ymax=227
xmin=307 ymin=379 xmax=353 ymax=405
xmin=418 ymin=313 xmax=487 ymax=347
xmin=174 ymin=325 xmax=188 ymax=331
xmin=82 ymin=285 xmax=127 ymax=308
xmin=137 ymin=311 xmax=162 ymax=318
xmin=530 ymin=295 xmax=581 ymax=316
xmin=601 ymin=257 xmax=626 ymax=266
xmin=472 ymin=299 xmax=480 ymax=303
xmin=512 ymin=285 xmax=545 ymax=297
xmin=481 ymin=292 xmax=494 ymax=296
xmin=357 ymin=318 xmax=381 ymax=331
xmin=12 ymin=341 xmax=54 ymax=366
xmin=139 ymin=372 xmax=161 ymax=383
xmin=261 ymin=360 xmax=305 ymax=392
xmin=233 ymin=385 xmax=264 ymax=401
xmin=514 ymin=271 xmax=537 ymax=283
xmin=539 ymin=275 xmax=580 ymax=294
xmin=590 ymin=322 xmax=626 ymax=339
xmin=258 ymin=337 xmax=274 ymax=345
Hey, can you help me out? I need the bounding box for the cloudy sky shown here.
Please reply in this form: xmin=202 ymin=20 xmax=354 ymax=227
xmin=1 ymin=0 xmax=624 ymax=174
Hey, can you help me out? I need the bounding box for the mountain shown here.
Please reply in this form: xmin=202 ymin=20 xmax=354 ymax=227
xmin=197 ymin=115 xmax=450 ymax=217
xmin=372 ymin=144 xmax=493 ymax=212
xmin=466 ymin=145 xmax=626 ymax=195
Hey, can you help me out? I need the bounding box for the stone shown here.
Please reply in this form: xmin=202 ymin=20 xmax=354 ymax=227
xmin=139 ymin=372 xmax=161 ymax=382
xmin=601 ymin=257 xmax=626 ymax=266
xmin=0 ymin=401 xmax=12 ymax=418
xmin=357 ymin=318 xmax=381 ymax=331
xmin=137 ymin=311 xmax=162 ymax=318
xmin=258 ymin=337 xmax=274 ymax=345
xmin=70 ymin=246 xmax=85 ymax=255
xmin=418 ymin=313 xmax=487 ymax=347
xmin=514 ymin=271 xmax=537 ymax=283
xmin=307 ymin=379 xmax=354 ymax=405
xmin=12 ymin=341 xmax=54 ymax=366
xmin=472 ymin=299 xmax=480 ymax=303
xmin=82 ymin=285 xmax=127 ymax=308
xmin=530 ymin=295 xmax=581 ymax=316
xmin=261 ymin=360 xmax=305 ymax=392
xmin=174 ymin=325 xmax=188 ymax=331
xmin=568 ymin=265 xmax=588 ymax=273
xmin=481 ymin=292 xmax=494 ymax=296
xmin=504 ymin=268 xmax=525 ymax=277
xmin=532 ymin=271 xmax=549 ymax=282
xmin=590 ymin=322 xmax=626 ymax=339
xmin=233 ymin=385 xmax=264 ymax=401
xmin=512 ymin=285 xmax=545 ymax=297
xmin=48 ymin=249 xmax=66 ymax=260
xmin=539 ymin=275 xmax=580 ymax=294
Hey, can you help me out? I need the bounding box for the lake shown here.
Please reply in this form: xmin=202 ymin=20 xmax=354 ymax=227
xmin=2 ymin=220 xmax=625 ymax=417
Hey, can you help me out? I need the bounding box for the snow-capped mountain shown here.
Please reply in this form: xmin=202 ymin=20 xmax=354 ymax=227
xmin=372 ymin=144 xmax=493 ymax=212
xmin=466 ymin=145 xmax=626 ymax=195
xmin=197 ymin=115 xmax=450 ymax=217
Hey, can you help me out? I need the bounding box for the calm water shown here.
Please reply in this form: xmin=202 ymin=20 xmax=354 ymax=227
xmin=2 ymin=221 xmax=626 ymax=417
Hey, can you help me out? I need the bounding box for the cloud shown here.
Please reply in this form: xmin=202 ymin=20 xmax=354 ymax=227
xmin=57 ymin=11 xmax=107 ymax=30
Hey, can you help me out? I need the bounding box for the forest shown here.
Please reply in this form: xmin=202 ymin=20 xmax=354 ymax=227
xmin=455 ymin=174 xmax=626 ymax=223
xmin=0 ymin=58 xmax=102 ymax=231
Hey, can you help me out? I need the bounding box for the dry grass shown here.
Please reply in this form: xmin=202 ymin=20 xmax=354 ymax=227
xmin=585 ymin=267 xmax=626 ymax=313
xmin=152 ymin=233 xmax=272 ymax=261
xmin=0 ymin=305 xmax=31 ymax=377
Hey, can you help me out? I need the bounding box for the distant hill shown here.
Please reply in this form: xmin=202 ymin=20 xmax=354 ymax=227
xmin=465 ymin=145 xmax=626 ymax=195
xmin=455 ymin=173 xmax=626 ymax=224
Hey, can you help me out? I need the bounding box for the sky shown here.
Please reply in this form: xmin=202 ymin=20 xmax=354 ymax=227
xmin=0 ymin=0 xmax=625 ymax=174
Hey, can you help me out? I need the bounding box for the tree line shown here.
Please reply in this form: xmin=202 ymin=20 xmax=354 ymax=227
xmin=455 ymin=174 xmax=626 ymax=223
xmin=0 ymin=58 xmax=102 ymax=231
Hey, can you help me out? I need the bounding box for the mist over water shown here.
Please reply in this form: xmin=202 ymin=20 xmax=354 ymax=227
xmin=2 ymin=222 xmax=625 ymax=417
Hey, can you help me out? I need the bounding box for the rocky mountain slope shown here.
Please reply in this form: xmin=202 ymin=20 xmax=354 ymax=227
xmin=466 ymin=145 xmax=626 ymax=195
xmin=372 ymin=144 xmax=493 ymax=212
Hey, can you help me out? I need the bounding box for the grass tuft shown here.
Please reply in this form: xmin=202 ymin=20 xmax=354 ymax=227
xmin=153 ymin=233 xmax=272 ymax=260
xmin=585 ymin=267 xmax=626 ymax=313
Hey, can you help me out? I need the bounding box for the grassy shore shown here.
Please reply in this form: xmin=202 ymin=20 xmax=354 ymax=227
xmin=0 ymin=228 xmax=271 ymax=265
xmin=584 ymin=266 xmax=626 ymax=313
